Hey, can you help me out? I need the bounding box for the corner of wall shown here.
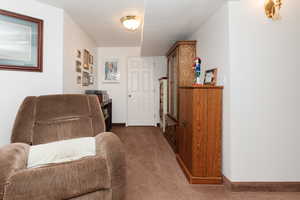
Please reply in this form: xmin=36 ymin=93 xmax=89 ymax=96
xmin=62 ymin=12 xmax=98 ymax=94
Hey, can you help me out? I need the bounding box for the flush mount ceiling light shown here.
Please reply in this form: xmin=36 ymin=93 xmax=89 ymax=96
xmin=120 ymin=16 xmax=140 ymax=31
xmin=265 ymin=0 xmax=282 ymax=20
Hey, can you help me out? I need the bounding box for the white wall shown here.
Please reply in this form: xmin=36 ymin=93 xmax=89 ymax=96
xmin=189 ymin=3 xmax=231 ymax=179
xmin=0 ymin=0 xmax=64 ymax=147
xmin=63 ymin=12 xmax=97 ymax=93
xmin=228 ymin=0 xmax=300 ymax=182
xmin=190 ymin=0 xmax=300 ymax=182
xmin=97 ymin=47 xmax=141 ymax=123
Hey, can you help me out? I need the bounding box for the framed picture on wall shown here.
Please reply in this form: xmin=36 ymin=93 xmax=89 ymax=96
xmin=0 ymin=9 xmax=43 ymax=72
xmin=76 ymin=75 xmax=81 ymax=84
xmin=89 ymin=75 xmax=94 ymax=84
xmin=76 ymin=50 xmax=81 ymax=59
xmin=89 ymin=55 xmax=93 ymax=65
xmin=103 ymin=58 xmax=120 ymax=83
xmin=76 ymin=60 xmax=82 ymax=73
xmin=83 ymin=49 xmax=90 ymax=70
xmin=82 ymin=71 xmax=90 ymax=86
xmin=90 ymin=66 xmax=93 ymax=74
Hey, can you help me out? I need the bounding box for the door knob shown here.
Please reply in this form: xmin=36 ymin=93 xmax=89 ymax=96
xmin=128 ymin=94 xmax=132 ymax=98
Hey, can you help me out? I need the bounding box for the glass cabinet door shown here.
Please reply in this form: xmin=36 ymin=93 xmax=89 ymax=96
xmin=168 ymin=51 xmax=178 ymax=120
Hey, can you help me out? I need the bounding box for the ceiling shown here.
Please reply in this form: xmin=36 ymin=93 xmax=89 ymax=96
xmin=141 ymin=0 xmax=226 ymax=56
xmin=37 ymin=0 xmax=226 ymax=56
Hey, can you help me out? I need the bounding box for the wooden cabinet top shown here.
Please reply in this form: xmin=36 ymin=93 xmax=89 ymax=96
xmin=179 ymin=85 xmax=224 ymax=89
xmin=166 ymin=40 xmax=197 ymax=57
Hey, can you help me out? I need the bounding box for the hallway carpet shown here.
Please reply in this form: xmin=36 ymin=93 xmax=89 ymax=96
xmin=112 ymin=126 xmax=300 ymax=200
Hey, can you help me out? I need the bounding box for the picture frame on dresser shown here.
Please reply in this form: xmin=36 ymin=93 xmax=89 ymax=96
xmin=0 ymin=9 xmax=43 ymax=72
xmin=204 ymin=68 xmax=218 ymax=86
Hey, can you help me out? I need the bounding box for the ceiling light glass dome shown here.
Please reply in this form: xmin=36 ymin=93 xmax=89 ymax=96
xmin=120 ymin=16 xmax=140 ymax=31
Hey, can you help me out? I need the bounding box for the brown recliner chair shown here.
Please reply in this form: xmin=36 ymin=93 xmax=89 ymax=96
xmin=0 ymin=94 xmax=126 ymax=200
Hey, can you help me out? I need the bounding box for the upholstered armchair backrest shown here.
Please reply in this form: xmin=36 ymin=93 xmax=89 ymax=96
xmin=11 ymin=95 xmax=106 ymax=145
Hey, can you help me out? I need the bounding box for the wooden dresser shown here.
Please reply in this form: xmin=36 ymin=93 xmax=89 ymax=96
xmin=176 ymin=85 xmax=223 ymax=184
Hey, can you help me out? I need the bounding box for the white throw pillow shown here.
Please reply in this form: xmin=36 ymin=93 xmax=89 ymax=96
xmin=27 ymin=137 xmax=96 ymax=168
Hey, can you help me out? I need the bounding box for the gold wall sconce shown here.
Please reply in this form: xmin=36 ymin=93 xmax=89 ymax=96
xmin=265 ymin=0 xmax=282 ymax=20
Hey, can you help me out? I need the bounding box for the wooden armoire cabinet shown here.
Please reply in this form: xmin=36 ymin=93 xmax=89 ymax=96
xmin=167 ymin=41 xmax=196 ymax=121
xmin=176 ymin=86 xmax=223 ymax=184
xmin=165 ymin=41 xmax=196 ymax=151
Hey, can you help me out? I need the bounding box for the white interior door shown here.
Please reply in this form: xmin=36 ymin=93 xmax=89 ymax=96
xmin=127 ymin=57 xmax=155 ymax=126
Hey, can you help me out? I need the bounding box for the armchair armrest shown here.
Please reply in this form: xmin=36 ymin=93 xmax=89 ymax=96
xmin=0 ymin=143 xmax=30 ymax=199
xmin=95 ymin=132 xmax=126 ymax=200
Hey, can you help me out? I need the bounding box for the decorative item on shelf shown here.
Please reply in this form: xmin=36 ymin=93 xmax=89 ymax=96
xmin=103 ymin=58 xmax=120 ymax=83
xmin=0 ymin=9 xmax=43 ymax=72
xmin=76 ymin=75 xmax=82 ymax=84
xmin=76 ymin=50 xmax=81 ymax=59
xmin=82 ymin=71 xmax=90 ymax=86
xmin=265 ymin=0 xmax=282 ymax=20
xmin=204 ymin=68 xmax=218 ymax=86
xmin=83 ymin=49 xmax=90 ymax=70
xmin=193 ymin=57 xmax=202 ymax=84
xmin=76 ymin=60 xmax=82 ymax=73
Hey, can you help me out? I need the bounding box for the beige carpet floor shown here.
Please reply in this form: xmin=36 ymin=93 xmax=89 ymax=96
xmin=112 ymin=126 xmax=300 ymax=200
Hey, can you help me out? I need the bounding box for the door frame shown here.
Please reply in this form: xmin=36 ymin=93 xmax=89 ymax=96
xmin=126 ymin=57 xmax=156 ymax=127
